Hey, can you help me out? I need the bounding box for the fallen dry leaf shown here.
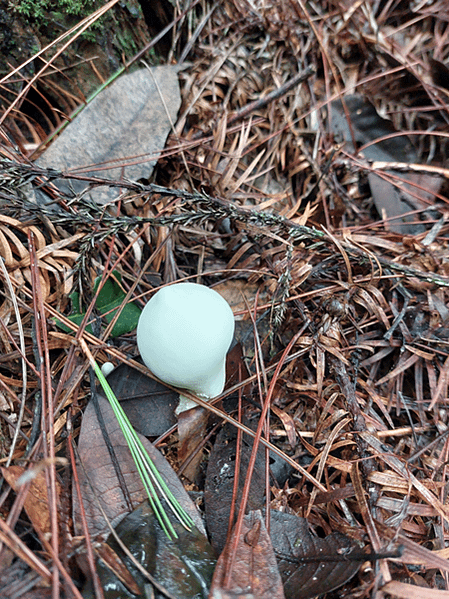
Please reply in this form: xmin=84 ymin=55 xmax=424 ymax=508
xmin=178 ymin=406 xmax=208 ymax=483
xmin=73 ymin=393 xmax=205 ymax=538
xmin=1 ymin=464 xmax=61 ymax=539
xmin=210 ymin=510 xmax=285 ymax=599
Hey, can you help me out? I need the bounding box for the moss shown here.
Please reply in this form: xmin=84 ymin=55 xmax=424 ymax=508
xmin=13 ymin=0 xmax=97 ymax=20
xmin=6 ymin=0 xmax=153 ymax=102
xmin=10 ymin=0 xmax=149 ymax=53
xmin=10 ymin=0 xmax=106 ymax=42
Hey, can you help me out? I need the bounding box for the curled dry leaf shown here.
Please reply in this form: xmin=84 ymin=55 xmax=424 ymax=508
xmin=0 ymin=214 xmax=79 ymax=304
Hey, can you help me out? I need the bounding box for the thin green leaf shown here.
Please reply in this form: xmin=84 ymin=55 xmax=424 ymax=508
xmin=92 ymin=360 xmax=194 ymax=539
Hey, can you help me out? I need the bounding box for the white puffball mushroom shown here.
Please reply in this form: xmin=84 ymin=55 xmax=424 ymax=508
xmin=137 ymin=282 xmax=235 ymax=414
xmin=101 ymin=361 xmax=116 ymax=378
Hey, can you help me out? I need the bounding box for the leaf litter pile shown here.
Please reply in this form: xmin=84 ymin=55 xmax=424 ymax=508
xmin=1 ymin=0 xmax=449 ymax=597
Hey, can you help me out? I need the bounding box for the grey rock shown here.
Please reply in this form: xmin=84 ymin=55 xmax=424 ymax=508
xmin=35 ymin=66 xmax=181 ymax=205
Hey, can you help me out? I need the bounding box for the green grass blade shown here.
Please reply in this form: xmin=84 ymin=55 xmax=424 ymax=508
xmin=92 ymin=360 xmax=194 ymax=539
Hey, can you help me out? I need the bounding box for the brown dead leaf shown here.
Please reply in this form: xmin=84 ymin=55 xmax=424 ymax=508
xmin=178 ymin=406 xmax=208 ymax=483
xmin=73 ymin=393 xmax=205 ymax=538
xmin=210 ymin=510 xmax=285 ymax=599
xmin=1 ymin=465 xmax=61 ymax=538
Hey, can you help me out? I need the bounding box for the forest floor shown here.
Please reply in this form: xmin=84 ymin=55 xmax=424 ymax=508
xmin=1 ymin=1 xmax=449 ymax=598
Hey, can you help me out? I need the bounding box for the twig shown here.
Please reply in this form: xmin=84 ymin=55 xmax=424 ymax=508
xmin=192 ymin=65 xmax=316 ymax=140
xmin=0 ymin=257 xmax=27 ymax=467
xmin=4 ymin=163 xmax=449 ymax=287
xmin=28 ymin=231 xmax=60 ymax=599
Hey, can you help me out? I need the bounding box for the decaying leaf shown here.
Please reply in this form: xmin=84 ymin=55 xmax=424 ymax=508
xmin=73 ymin=393 xmax=204 ymax=538
xmin=269 ymin=509 xmax=360 ymax=599
xmin=210 ymin=510 xmax=285 ymax=599
xmin=83 ymin=501 xmax=216 ymax=599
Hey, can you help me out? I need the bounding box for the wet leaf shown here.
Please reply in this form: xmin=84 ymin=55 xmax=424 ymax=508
xmin=73 ymin=393 xmax=204 ymax=538
xmin=210 ymin=510 xmax=285 ymax=599
xmin=269 ymin=510 xmax=360 ymax=599
xmin=82 ymin=501 xmax=216 ymax=599
xmin=204 ymin=422 xmax=266 ymax=554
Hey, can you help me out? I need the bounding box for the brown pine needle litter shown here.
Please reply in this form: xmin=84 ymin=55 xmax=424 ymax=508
xmin=2 ymin=0 xmax=449 ymax=596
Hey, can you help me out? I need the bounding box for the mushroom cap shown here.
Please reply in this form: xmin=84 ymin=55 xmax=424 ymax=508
xmin=137 ymin=283 xmax=235 ymax=398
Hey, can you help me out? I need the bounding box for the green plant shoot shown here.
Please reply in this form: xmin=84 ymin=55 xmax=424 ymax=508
xmin=80 ymin=340 xmax=194 ymax=540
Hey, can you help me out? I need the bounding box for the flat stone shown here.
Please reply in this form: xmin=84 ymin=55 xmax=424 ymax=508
xmin=35 ymin=66 xmax=181 ymax=205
